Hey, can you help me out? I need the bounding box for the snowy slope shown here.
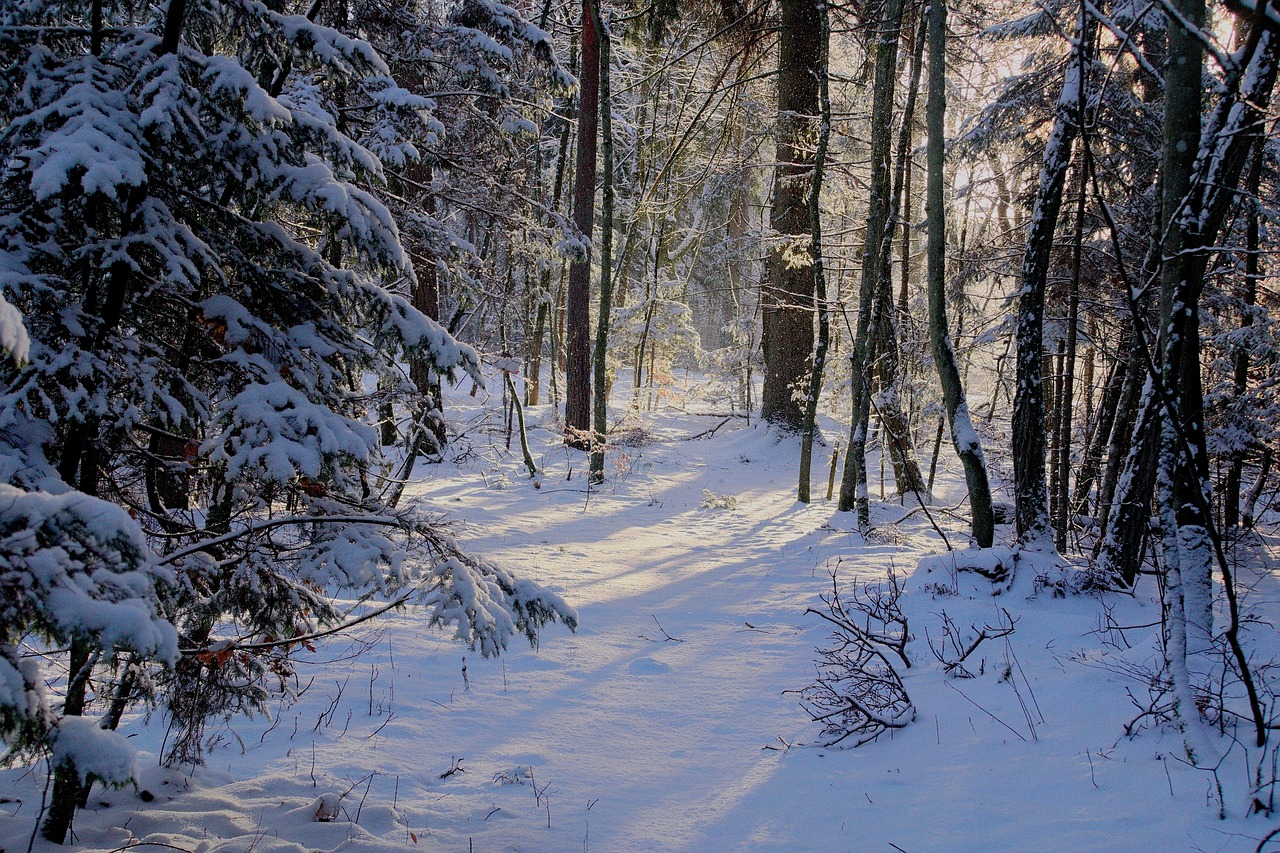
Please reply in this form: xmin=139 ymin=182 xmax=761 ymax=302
xmin=2 ymin=381 xmax=1278 ymax=852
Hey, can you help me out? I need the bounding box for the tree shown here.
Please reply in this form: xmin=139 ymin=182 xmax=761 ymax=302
xmin=1145 ymin=0 xmax=1277 ymax=751
xmin=591 ymin=0 xmax=615 ymax=483
xmin=760 ymin=0 xmax=820 ymax=429
xmin=837 ymin=0 xmax=905 ymax=522
xmin=1010 ymin=0 xmax=1095 ymax=548
xmin=566 ymin=0 xmax=601 ymax=440
xmin=925 ymin=0 xmax=994 ymax=547
xmin=798 ymin=0 xmax=833 ymax=503
xmin=0 ymin=1 xmax=576 ymax=840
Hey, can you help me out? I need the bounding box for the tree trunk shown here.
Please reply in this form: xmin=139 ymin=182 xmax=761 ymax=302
xmin=760 ymin=0 xmax=820 ymax=429
xmin=1012 ymin=2 xmax=1093 ymax=547
xmin=1224 ymin=138 xmax=1264 ymax=528
xmin=529 ymin=111 xmax=576 ymax=408
xmin=565 ymin=0 xmax=600 ymax=441
xmin=925 ymin=0 xmax=993 ymax=547
xmin=1051 ymin=170 xmax=1086 ymax=550
xmin=798 ymin=0 xmax=832 ymax=503
xmin=42 ymin=640 xmax=95 ymax=843
xmin=590 ymin=0 xmax=614 ymax=484
xmin=879 ymin=15 xmax=928 ymax=499
xmin=1072 ymin=336 xmax=1127 ymax=517
xmin=1155 ymin=0 xmax=1209 ymax=752
xmin=408 ymin=165 xmax=446 ymax=447
xmin=838 ymin=0 xmax=904 ymax=523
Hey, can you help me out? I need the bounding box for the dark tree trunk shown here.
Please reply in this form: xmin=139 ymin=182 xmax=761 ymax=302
xmin=1012 ymin=4 xmax=1093 ymax=547
xmin=565 ymin=0 xmax=600 ymax=440
xmin=1051 ymin=171 xmax=1086 ymax=550
xmin=798 ymin=0 xmax=832 ymax=503
xmin=925 ymin=0 xmax=993 ymax=547
xmin=1225 ymin=138 xmax=1264 ymax=529
xmin=590 ymin=0 xmax=614 ymax=484
xmin=878 ymin=15 xmax=928 ymax=500
xmin=838 ymin=0 xmax=903 ymax=521
xmin=1072 ymin=335 xmax=1127 ymax=517
xmin=761 ymin=0 xmax=820 ymax=429
xmin=1155 ymin=0 xmax=1209 ymax=746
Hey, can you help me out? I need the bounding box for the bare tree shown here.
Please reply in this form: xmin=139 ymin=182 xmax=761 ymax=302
xmin=925 ymin=0 xmax=994 ymax=547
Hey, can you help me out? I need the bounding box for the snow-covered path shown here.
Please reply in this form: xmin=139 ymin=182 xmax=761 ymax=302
xmin=393 ymin=421 xmax=882 ymax=851
xmin=2 ymin=408 xmax=1274 ymax=852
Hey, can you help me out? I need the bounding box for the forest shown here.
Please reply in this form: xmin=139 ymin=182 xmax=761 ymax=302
xmin=1 ymin=0 xmax=1279 ymax=849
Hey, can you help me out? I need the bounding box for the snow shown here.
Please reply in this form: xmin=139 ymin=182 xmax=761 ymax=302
xmin=203 ymin=380 xmax=378 ymax=484
xmin=2 ymin=379 xmax=1278 ymax=851
xmin=0 ymin=484 xmax=178 ymax=663
xmin=0 ymin=293 xmax=29 ymax=364
xmin=51 ymin=717 xmax=139 ymax=788
xmin=21 ymin=59 xmax=146 ymax=202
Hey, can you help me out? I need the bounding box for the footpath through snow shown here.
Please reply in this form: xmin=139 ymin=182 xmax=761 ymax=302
xmin=2 ymin=400 xmax=1278 ymax=852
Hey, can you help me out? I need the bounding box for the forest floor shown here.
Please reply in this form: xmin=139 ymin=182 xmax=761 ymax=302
xmin=4 ymin=374 xmax=1280 ymax=852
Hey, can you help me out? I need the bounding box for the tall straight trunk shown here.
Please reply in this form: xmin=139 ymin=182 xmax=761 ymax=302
xmin=838 ymin=0 xmax=904 ymax=522
xmin=726 ymin=135 xmax=753 ymax=412
xmin=898 ymin=13 xmax=925 ymax=320
xmin=529 ymin=112 xmax=576 ymax=407
xmin=761 ymin=0 xmax=820 ymax=429
xmin=1052 ymin=171 xmax=1086 ymax=549
xmin=1155 ymin=0 xmax=1209 ymax=753
xmin=590 ymin=0 xmax=614 ymax=484
xmin=1012 ymin=1 xmax=1093 ymax=547
xmin=408 ymin=166 xmax=446 ymax=446
xmin=1110 ymin=0 xmax=1278 ymax=750
xmin=925 ymin=0 xmax=993 ymax=547
xmin=879 ymin=15 xmax=928 ymax=500
xmin=1225 ymin=138 xmax=1264 ymax=528
xmin=1096 ymin=361 xmax=1161 ymax=582
xmin=565 ymin=0 xmax=600 ymax=439
xmin=1072 ymin=336 xmax=1127 ymax=516
xmin=798 ymin=0 xmax=832 ymax=503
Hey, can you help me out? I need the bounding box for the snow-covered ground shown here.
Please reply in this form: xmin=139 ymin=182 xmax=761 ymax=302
xmin=3 ymin=377 xmax=1280 ymax=852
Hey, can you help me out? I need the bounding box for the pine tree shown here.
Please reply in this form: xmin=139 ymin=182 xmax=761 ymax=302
xmin=0 ymin=2 xmax=576 ymax=840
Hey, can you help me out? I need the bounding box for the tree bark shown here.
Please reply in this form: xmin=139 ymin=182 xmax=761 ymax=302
xmin=877 ymin=15 xmax=928 ymax=499
xmin=760 ymin=0 xmax=819 ymax=429
xmin=1155 ymin=0 xmax=1209 ymax=753
xmin=1051 ymin=170 xmax=1086 ymax=550
xmin=798 ymin=0 xmax=832 ymax=503
xmin=590 ymin=0 xmax=614 ymax=484
xmin=1072 ymin=335 xmax=1127 ymax=517
xmin=565 ymin=0 xmax=600 ymax=440
xmin=1012 ymin=3 xmax=1093 ymax=547
xmin=925 ymin=0 xmax=993 ymax=547
xmin=838 ymin=0 xmax=904 ymax=522
xmin=1224 ymin=138 xmax=1264 ymax=529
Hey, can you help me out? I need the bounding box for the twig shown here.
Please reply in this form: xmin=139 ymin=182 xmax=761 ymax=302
xmin=942 ymin=681 xmax=1027 ymax=742
xmin=642 ymin=615 xmax=683 ymax=642
xmin=685 ymin=417 xmax=732 ymax=440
